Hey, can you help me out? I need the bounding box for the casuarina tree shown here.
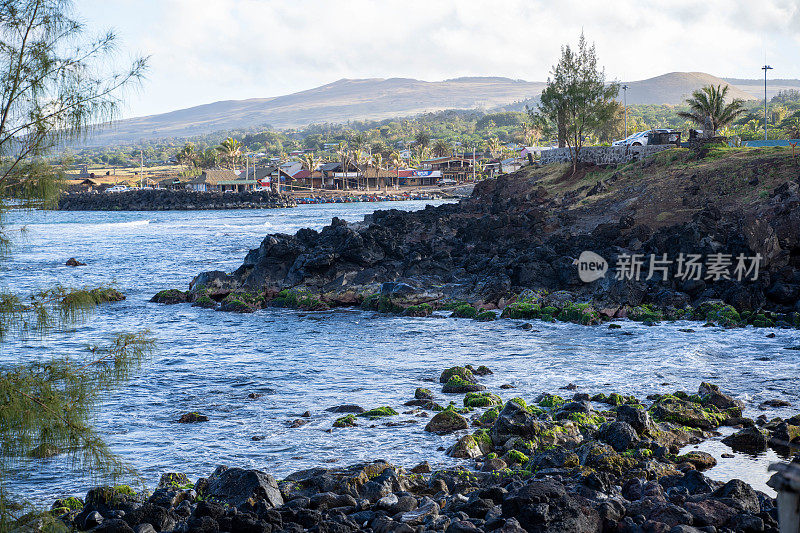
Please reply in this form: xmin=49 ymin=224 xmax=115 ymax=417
xmin=537 ymin=32 xmax=619 ymax=174
xmin=0 ymin=0 xmax=152 ymax=527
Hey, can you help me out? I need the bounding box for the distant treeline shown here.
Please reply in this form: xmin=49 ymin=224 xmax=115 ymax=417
xmin=57 ymin=90 xmax=800 ymax=169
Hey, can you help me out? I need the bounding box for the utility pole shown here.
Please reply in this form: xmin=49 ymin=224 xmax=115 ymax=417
xmin=622 ymin=84 xmax=629 ymax=137
xmin=140 ymin=149 xmax=144 ymax=188
xmin=762 ymin=64 xmax=773 ymax=141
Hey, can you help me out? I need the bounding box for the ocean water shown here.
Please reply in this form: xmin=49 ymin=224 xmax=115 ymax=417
xmin=1 ymin=200 xmax=798 ymax=503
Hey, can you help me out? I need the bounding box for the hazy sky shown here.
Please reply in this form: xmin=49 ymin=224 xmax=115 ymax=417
xmin=75 ymin=0 xmax=800 ymax=119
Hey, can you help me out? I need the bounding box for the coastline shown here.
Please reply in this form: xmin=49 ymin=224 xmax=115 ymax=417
xmin=42 ymin=373 xmax=790 ymax=532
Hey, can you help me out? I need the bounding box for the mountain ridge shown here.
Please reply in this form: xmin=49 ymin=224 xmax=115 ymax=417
xmin=85 ymin=72 xmax=794 ymax=146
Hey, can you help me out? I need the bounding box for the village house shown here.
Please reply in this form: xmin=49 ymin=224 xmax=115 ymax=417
xmin=186 ymin=169 xmax=256 ymax=192
xmin=419 ymin=156 xmax=473 ymax=183
xmin=320 ymin=161 xmax=361 ymax=189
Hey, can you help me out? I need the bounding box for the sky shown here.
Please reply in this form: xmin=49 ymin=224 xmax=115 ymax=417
xmin=75 ymin=0 xmax=800 ymax=119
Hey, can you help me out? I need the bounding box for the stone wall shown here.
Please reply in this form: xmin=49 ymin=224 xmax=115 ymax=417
xmin=540 ymin=145 xmax=674 ymax=166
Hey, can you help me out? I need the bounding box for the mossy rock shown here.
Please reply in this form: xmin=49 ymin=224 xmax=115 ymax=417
xmin=475 ymin=311 xmax=497 ymax=321
xmin=476 ymin=406 xmax=501 ymax=426
xmin=628 ymin=304 xmax=664 ymax=324
xmin=219 ymin=294 xmax=258 ymax=313
xmin=448 ymin=434 xmax=482 ymax=459
xmin=192 ymin=294 xmax=217 ymax=309
xmin=425 ymin=408 xmax=469 ymax=434
xmin=751 ymin=313 xmax=775 ymax=327
xmin=568 ymin=412 xmax=607 ymax=428
xmin=675 ymin=451 xmax=717 ymax=471
xmin=89 ymin=287 xmax=126 ymax=303
xmin=506 ymin=449 xmax=529 ymax=465
xmin=501 ymin=302 xmax=542 ymax=320
xmin=443 ymin=375 xmax=486 ymax=393
xmin=358 ymin=407 xmax=399 ymax=419
xmin=333 ymin=414 xmax=357 ymax=428
xmin=557 ymin=303 xmax=602 ymax=325
xmin=451 ymin=304 xmax=479 ymax=319
xmin=467 ymin=364 xmax=493 ymax=376
xmin=440 ymin=366 xmax=476 ymax=384
xmin=51 ymin=497 xmax=83 ymax=512
xmin=178 ymin=412 xmax=209 ymax=423
xmin=151 ymin=289 xmax=189 ymax=304
xmin=506 ymin=397 xmax=545 ymax=417
xmin=403 ymin=303 xmax=433 ymax=317
xmin=415 ymin=387 xmax=434 ymax=400
xmin=694 ymin=301 xmax=744 ymax=327
xmin=648 ymin=397 xmax=726 ymax=429
xmin=272 ymin=289 xmax=329 ymax=311
xmin=540 ymin=306 xmax=559 ymax=321
xmin=463 ymin=392 xmax=502 ymax=408
xmin=537 ymin=394 xmax=565 ymax=409
xmin=472 ymin=429 xmax=494 ymax=454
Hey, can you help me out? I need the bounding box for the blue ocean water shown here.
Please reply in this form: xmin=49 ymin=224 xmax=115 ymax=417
xmin=1 ymin=200 xmax=797 ymax=502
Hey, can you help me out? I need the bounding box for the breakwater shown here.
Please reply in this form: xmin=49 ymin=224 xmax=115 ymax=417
xmin=58 ymin=189 xmax=296 ymax=211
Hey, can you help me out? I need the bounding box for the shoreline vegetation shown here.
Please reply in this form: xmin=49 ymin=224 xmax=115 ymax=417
xmin=40 ymin=371 xmax=792 ymax=532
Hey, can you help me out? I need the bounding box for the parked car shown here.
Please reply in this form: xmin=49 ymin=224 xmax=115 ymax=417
xmin=106 ymin=185 xmax=128 ymax=193
xmin=613 ymin=131 xmax=650 ymax=146
xmin=613 ymin=129 xmax=681 ymax=147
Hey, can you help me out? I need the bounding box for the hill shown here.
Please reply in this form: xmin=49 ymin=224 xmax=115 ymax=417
xmin=86 ymin=72 xmax=766 ymax=147
xmin=620 ymin=72 xmax=755 ymax=105
xmin=86 ymin=77 xmax=546 ymax=146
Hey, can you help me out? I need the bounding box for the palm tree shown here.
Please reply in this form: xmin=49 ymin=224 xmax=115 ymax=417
xmin=389 ymin=151 xmax=402 ymax=190
xmin=432 ymin=139 xmax=449 ymax=157
xmin=216 ymin=137 xmax=242 ymax=170
xmin=351 ymin=147 xmax=364 ymax=190
xmin=487 ymin=137 xmax=502 ymax=159
xmin=368 ymin=152 xmax=383 ymax=191
xmin=414 ymin=131 xmax=430 ymax=151
xmin=300 ymin=152 xmax=319 ymax=191
xmin=336 ymin=143 xmax=350 ymax=190
xmin=677 ymin=85 xmax=745 ymax=137
xmin=784 ymin=118 xmax=800 ymax=139
xmin=176 ymin=143 xmax=197 ymax=170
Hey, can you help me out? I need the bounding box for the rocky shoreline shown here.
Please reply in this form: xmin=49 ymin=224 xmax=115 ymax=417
xmin=159 ymin=152 xmax=800 ymax=326
xmin=39 ymin=373 xmax=797 ymax=532
xmin=58 ymin=189 xmax=296 ymax=211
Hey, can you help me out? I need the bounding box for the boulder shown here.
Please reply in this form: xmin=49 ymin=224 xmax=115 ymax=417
xmin=597 ymin=421 xmax=639 ymax=452
xmin=616 ymin=404 xmax=656 ymax=435
xmin=675 ymin=451 xmax=717 ymax=471
xmin=648 ymin=397 xmax=724 ymax=429
xmin=425 ymin=410 xmax=469 ymax=434
xmin=205 ymin=466 xmax=283 ymax=509
xmin=501 ymin=480 xmax=601 ymax=533
xmin=65 ymin=257 xmax=86 ymax=267
xmin=698 ymin=382 xmax=744 ymax=411
xmin=448 ymin=435 xmax=483 ymax=459
xmin=721 ymin=427 xmax=769 ymax=453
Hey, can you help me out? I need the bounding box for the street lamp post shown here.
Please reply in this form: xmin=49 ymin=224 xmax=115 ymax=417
xmin=762 ymin=65 xmax=773 ymax=141
xmin=622 ymin=84 xmax=629 ymax=137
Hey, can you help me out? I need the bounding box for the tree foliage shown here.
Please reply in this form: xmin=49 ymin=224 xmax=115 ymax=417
xmin=0 ymin=1 xmax=152 ymax=526
xmin=537 ymin=32 xmax=619 ymax=173
xmin=677 ymin=85 xmax=746 ymax=136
